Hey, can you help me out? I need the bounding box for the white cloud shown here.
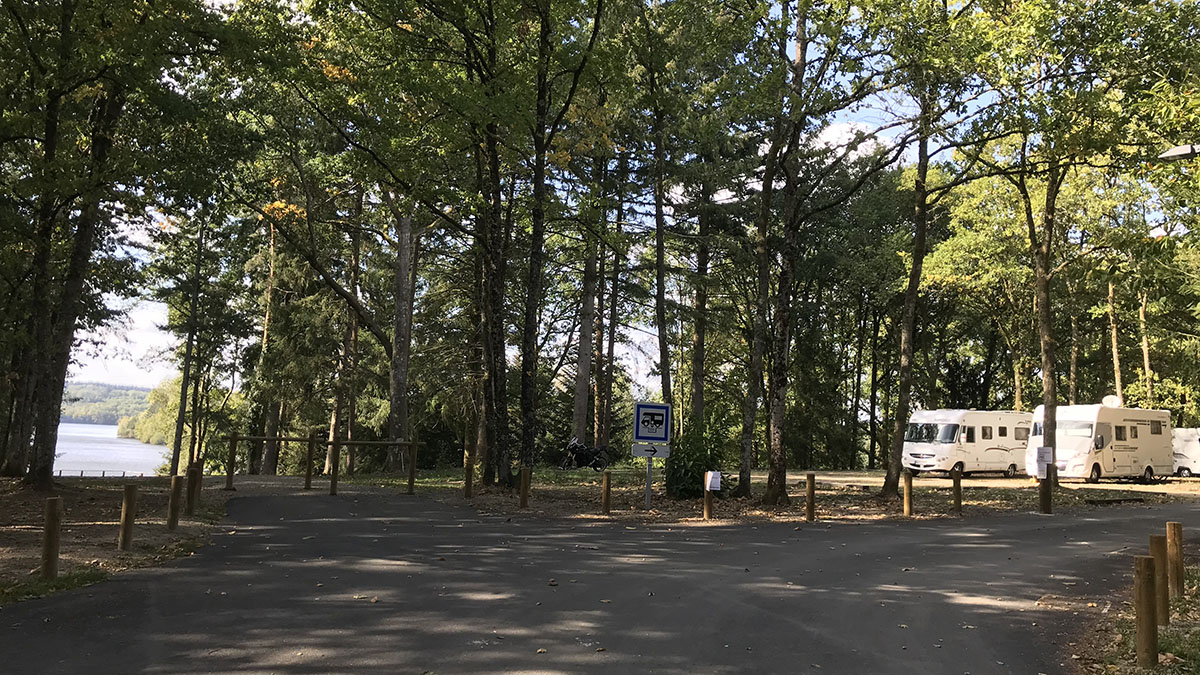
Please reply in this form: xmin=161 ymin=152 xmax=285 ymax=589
xmin=69 ymin=301 xmax=176 ymax=388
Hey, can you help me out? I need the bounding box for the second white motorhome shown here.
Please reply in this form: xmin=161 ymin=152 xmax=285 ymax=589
xmin=1024 ymin=403 xmax=1173 ymax=482
xmin=902 ymin=409 xmax=1032 ymax=477
xmin=1173 ymin=428 xmax=1200 ymax=477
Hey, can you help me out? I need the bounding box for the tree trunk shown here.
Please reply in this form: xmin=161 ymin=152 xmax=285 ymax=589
xmin=652 ymin=106 xmax=673 ymax=408
xmin=28 ymin=88 xmax=126 ymax=488
xmin=848 ymin=292 xmax=866 ymax=470
xmin=1069 ymin=314 xmax=1079 ymax=405
xmin=593 ymin=237 xmax=606 ymax=448
xmin=600 ymin=156 xmax=626 ymax=448
xmin=689 ymin=183 xmax=711 ymax=435
xmin=1108 ymin=279 xmax=1123 ymax=405
xmin=1139 ymin=289 xmax=1153 ymax=406
xmin=734 ymin=122 xmax=782 ymax=498
xmin=881 ymin=107 xmax=931 ymax=499
xmin=1012 ymin=351 xmax=1024 ymax=411
xmin=170 ymin=224 xmax=204 ymax=476
xmin=382 ymin=192 xmax=414 ymax=471
xmin=572 ymin=230 xmax=597 ymax=442
xmin=868 ymin=312 xmax=879 ymax=470
xmin=262 ymin=401 xmax=282 ymax=475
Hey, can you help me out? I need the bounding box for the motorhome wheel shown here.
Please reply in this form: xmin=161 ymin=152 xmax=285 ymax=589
xmin=1086 ymin=464 xmax=1101 ymax=483
xmin=1004 ymin=464 xmax=1017 ymax=478
xmin=1142 ymin=466 xmax=1155 ymax=484
xmin=951 ymin=462 xmax=965 ymax=477
xmin=1180 ymin=468 xmax=1193 ymax=478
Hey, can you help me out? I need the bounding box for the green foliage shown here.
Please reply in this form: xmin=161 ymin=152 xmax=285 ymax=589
xmin=664 ymin=428 xmax=724 ymax=500
xmin=0 ymin=569 xmax=108 ymax=608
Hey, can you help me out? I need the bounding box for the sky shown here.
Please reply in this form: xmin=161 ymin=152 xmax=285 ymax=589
xmin=69 ymin=301 xmax=176 ymax=389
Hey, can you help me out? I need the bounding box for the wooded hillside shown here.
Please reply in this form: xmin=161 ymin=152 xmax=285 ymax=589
xmin=60 ymin=383 xmax=150 ymax=426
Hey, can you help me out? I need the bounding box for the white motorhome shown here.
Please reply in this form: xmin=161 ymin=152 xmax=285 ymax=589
xmin=1024 ymin=403 xmax=1173 ymax=482
xmin=1173 ymin=428 xmax=1200 ymax=477
xmin=902 ymin=409 xmax=1032 ymax=477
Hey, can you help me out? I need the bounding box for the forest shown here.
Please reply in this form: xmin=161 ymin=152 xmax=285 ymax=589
xmin=2 ymin=0 xmax=1199 ymax=503
xmin=59 ymin=382 xmax=151 ymax=426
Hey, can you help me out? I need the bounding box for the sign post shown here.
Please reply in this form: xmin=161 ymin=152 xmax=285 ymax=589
xmin=633 ymin=402 xmax=672 ymax=511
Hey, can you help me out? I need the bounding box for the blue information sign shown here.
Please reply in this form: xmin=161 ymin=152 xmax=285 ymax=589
xmin=633 ymin=402 xmax=672 ymax=444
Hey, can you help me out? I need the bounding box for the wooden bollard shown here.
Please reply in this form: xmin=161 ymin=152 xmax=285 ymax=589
xmin=703 ymin=488 xmax=713 ymax=521
xmin=329 ymin=439 xmax=341 ymax=496
xmin=902 ymin=470 xmax=913 ymax=516
xmin=41 ymin=497 xmax=63 ymax=580
xmin=118 ymin=484 xmax=137 ymax=551
xmin=304 ymin=434 xmax=316 ymax=490
xmin=1167 ymin=521 xmax=1184 ymax=599
xmin=951 ymin=469 xmax=963 ymax=516
xmin=519 ymin=465 xmax=530 ymax=508
xmin=1134 ymin=555 xmax=1158 ymax=667
xmin=1151 ymin=534 xmax=1170 ymax=626
xmin=167 ymin=475 xmax=184 ymax=531
xmin=601 ymin=471 xmax=611 ymax=515
xmin=805 ymin=473 xmax=815 ymax=522
xmin=407 ymin=445 xmax=417 ymax=495
xmin=185 ymin=466 xmax=201 ymax=516
xmin=224 ymin=437 xmax=237 ymax=491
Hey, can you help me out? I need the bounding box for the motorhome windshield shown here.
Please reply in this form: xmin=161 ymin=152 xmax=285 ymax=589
xmin=1031 ymin=421 xmax=1093 ymax=437
xmin=905 ymin=423 xmax=959 ymax=443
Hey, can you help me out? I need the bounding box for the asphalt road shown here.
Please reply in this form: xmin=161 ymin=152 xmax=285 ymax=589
xmin=2 ymin=488 xmax=1196 ymax=675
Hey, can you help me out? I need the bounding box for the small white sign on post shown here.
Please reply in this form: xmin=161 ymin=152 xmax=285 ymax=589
xmin=1036 ymin=446 xmax=1053 ymax=480
xmin=704 ymin=471 xmax=721 ymax=492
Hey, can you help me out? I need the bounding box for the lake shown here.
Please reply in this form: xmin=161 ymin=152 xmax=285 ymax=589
xmin=54 ymin=423 xmax=169 ymax=476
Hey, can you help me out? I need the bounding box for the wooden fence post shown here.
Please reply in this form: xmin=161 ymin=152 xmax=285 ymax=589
xmin=1151 ymin=534 xmax=1170 ymax=626
xmin=952 ymin=469 xmax=963 ymax=516
xmin=167 ymin=475 xmax=184 ymax=531
xmin=806 ymin=473 xmax=816 ymax=523
xmin=118 ymin=484 xmax=137 ymax=551
xmin=519 ymin=465 xmax=530 ymax=508
xmin=1134 ymin=555 xmax=1158 ymax=668
xmin=224 ymin=437 xmax=237 ymax=491
xmin=703 ymin=488 xmax=713 ymax=521
xmin=185 ymin=466 xmax=201 ymax=516
xmin=1167 ymin=521 xmax=1184 ymax=599
xmin=902 ymin=470 xmax=913 ymax=517
xmin=329 ymin=438 xmax=341 ymax=496
xmin=407 ymin=445 xmax=417 ymax=495
xmin=304 ymin=433 xmax=316 ymax=490
xmin=41 ymin=497 xmax=63 ymax=580
xmin=601 ymin=471 xmax=611 ymax=515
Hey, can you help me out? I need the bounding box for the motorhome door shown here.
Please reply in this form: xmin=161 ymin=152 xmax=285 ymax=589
xmin=1095 ymin=422 xmax=1115 ymax=473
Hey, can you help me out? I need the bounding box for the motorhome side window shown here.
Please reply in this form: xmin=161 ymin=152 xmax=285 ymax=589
xmin=1115 ymin=426 xmax=1126 ymax=441
xmin=998 ymin=426 xmax=1007 ymax=437
xmin=1151 ymin=421 xmax=1163 ymax=435
xmin=965 ymin=426 xmax=975 ymax=443
xmin=1130 ymin=426 xmax=1138 ymax=439
xmin=981 ymin=426 xmax=992 ymax=440
xmin=1015 ymin=427 xmax=1029 ymax=441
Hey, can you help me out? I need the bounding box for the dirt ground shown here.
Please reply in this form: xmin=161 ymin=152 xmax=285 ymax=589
xmin=0 ymin=475 xmax=318 ymax=604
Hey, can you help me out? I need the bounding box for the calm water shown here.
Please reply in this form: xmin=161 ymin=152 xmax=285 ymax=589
xmin=54 ymin=423 xmax=168 ymax=476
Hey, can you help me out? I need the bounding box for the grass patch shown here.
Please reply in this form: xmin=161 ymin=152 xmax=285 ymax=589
xmin=0 ymin=568 xmax=109 ymax=606
xmin=1082 ymin=566 xmax=1200 ymax=673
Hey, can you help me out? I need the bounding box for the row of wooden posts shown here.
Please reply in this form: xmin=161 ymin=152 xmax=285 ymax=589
xmin=1134 ymin=521 xmax=1188 ymax=668
xmin=511 ymin=469 xmax=963 ymax=520
xmin=221 ymin=435 xmax=421 ymax=496
xmin=39 ymin=466 xmax=206 ymax=581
